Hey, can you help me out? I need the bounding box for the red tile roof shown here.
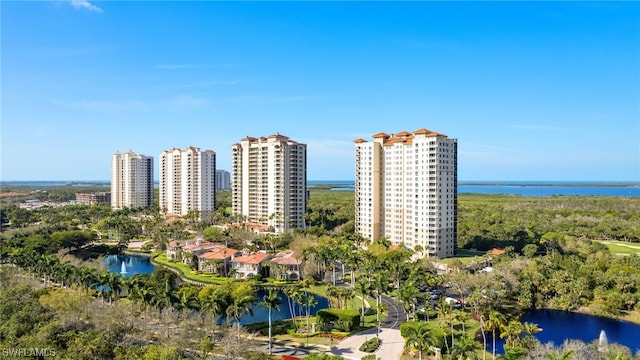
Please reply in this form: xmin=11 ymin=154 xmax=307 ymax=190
xmin=198 ymin=247 xmax=240 ymax=260
xmin=232 ymin=252 xmax=271 ymax=265
xmin=372 ymin=132 xmax=390 ymax=138
xmin=270 ymin=250 xmax=302 ymax=266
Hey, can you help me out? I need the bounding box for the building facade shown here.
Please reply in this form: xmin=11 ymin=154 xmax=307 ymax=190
xmin=232 ymin=133 xmax=307 ymax=233
xmin=215 ymin=170 xmax=231 ymax=190
xmin=76 ymin=192 xmax=111 ymax=205
xmin=159 ymin=146 xmax=216 ymax=220
xmin=111 ymin=151 xmax=154 ymax=209
xmin=354 ymin=129 xmax=458 ymax=258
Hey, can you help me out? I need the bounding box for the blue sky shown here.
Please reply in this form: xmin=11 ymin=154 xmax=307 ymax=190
xmin=2 ymin=1 xmax=639 ymax=181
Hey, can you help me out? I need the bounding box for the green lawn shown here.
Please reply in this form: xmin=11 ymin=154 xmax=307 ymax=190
xmin=152 ymin=253 xmax=233 ymax=284
xmin=595 ymin=240 xmax=640 ymax=255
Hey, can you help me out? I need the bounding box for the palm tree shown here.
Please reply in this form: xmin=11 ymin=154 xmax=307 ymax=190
xmin=177 ymin=285 xmax=201 ymax=318
xmin=399 ymin=282 xmax=418 ymax=321
xmin=284 ymin=285 xmax=302 ymax=331
xmin=301 ymin=292 xmax=318 ymax=333
xmin=500 ymin=320 xmax=524 ymax=349
xmin=356 ymin=278 xmax=371 ymax=326
xmin=260 ymin=290 xmax=282 ymax=355
xmin=521 ymin=321 xmax=542 ymax=352
xmin=200 ymin=287 xmax=228 ymax=344
xmin=456 ymin=309 xmax=470 ymax=336
xmin=226 ymin=293 xmax=256 ymax=343
xmin=78 ymin=266 xmax=97 ymax=289
xmin=437 ymin=297 xmax=453 ymax=352
xmin=485 ymin=310 xmax=506 ymax=360
xmin=55 ymin=262 xmax=74 ymax=288
xmin=547 ymin=349 xmax=574 ymax=360
xmin=451 ymin=336 xmax=481 ymax=360
xmin=105 ymin=272 xmax=123 ymax=305
xmin=154 ymin=278 xmax=178 ymax=338
xmin=404 ymin=322 xmax=433 ymax=360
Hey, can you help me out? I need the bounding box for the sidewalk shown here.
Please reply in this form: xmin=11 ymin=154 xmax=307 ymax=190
xmin=327 ymin=327 xmax=404 ymax=360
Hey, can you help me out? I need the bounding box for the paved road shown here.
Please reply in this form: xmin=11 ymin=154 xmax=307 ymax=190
xmin=318 ymin=262 xmax=408 ymax=359
xmin=380 ymin=294 xmax=406 ymax=330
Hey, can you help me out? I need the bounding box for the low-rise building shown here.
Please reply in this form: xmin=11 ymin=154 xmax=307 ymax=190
xmin=76 ymin=192 xmax=111 ymax=205
xmin=231 ymin=249 xmax=272 ymax=279
xmin=166 ymin=237 xmax=224 ymax=264
xmin=197 ymin=247 xmax=240 ymax=276
xmin=268 ymin=250 xmax=303 ymax=280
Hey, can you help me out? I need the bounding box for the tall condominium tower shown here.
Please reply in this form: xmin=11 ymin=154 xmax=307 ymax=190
xmin=216 ymin=170 xmax=231 ymax=190
xmin=232 ymin=133 xmax=307 ymax=233
xmin=111 ymin=151 xmax=154 ymax=209
xmin=354 ymin=129 xmax=458 ymax=258
xmin=159 ymin=146 xmax=216 ymax=220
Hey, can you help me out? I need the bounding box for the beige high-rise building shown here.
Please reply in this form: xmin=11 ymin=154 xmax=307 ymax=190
xmin=159 ymin=146 xmax=216 ymax=220
xmin=232 ymin=133 xmax=307 ymax=233
xmin=111 ymin=151 xmax=154 ymax=209
xmin=354 ymin=128 xmax=457 ymax=258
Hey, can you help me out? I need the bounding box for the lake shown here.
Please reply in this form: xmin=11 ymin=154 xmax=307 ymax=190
xmin=494 ymin=309 xmax=640 ymax=353
xmin=103 ymin=254 xmax=155 ymax=277
xmin=104 ymin=254 xmax=329 ymax=324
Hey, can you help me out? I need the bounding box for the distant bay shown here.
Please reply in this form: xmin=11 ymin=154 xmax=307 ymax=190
xmin=458 ymin=181 xmax=640 ymax=197
xmin=309 ymin=180 xmax=640 ymax=197
xmin=2 ymin=180 xmax=639 ymax=197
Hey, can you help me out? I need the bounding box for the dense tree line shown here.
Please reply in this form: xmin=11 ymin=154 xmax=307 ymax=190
xmin=458 ymin=195 xmax=640 ymax=249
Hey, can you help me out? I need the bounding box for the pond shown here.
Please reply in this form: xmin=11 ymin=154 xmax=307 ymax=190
xmin=104 ymin=254 xmax=329 ymax=325
xmin=235 ymin=289 xmax=329 ymax=325
xmin=102 ymin=254 xmax=155 ymax=277
xmin=494 ymin=309 xmax=640 ymax=353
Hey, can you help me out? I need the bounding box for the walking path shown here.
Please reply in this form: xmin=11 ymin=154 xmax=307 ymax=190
xmin=327 ymin=327 xmax=404 ymax=360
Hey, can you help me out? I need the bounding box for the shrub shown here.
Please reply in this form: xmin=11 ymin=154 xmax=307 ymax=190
xmin=361 ymin=355 xmax=379 ymax=360
xmin=316 ymin=309 xmax=360 ymax=331
xmin=358 ymin=337 xmax=381 ymax=353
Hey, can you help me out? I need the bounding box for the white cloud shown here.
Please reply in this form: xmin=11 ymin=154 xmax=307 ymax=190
xmin=69 ymin=0 xmax=103 ymax=13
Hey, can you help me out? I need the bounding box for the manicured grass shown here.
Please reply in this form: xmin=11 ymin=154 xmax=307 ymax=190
xmin=152 ymin=253 xmax=232 ymax=284
xmin=595 ymin=240 xmax=640 ymax=255
xmin=307 ymin=284 xmax=375 ymax=313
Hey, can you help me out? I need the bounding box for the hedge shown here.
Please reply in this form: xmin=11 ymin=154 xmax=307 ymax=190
xmin=316 ymin=309 xmax=360 ymax=331
xmin=359 ymin=337 xmax=381 ymax=353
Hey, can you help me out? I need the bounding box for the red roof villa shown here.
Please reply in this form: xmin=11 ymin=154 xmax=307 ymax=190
xmin=269 ymin=250 xmax=303 ymax=280
xmin=231 ymin=249 xmax=272 ymax=279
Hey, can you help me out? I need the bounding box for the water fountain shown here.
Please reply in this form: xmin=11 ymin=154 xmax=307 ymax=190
xmin=120 ymin=261 xmax=128 ymax=275
xmin=598 ymin=330 xmax=608 ymax=352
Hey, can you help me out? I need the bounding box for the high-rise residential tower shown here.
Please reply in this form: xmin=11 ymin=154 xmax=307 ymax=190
xmin=159 ymin=146 xmax=216 ymax=220
xmin=354 ymin=129 xmax=458 ymax=258
xmin=232 ymin=133 xmax=307 ymax=233
xmin=216 ymin=170 xmax=231 ymax=190
xmin=111 ymin=151 xmax=154 ymax=209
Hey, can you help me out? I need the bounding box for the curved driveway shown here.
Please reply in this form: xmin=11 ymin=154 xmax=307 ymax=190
xmin=323 ymin=263 xmax=408 ymax=359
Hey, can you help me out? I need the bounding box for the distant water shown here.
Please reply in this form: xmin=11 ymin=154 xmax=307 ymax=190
xmin=1 ymin=181 xmax=111 ymax=188
xmin=3 ymin=180 xmax=639 ymax=197
xmin=309 ymin=180 xmax=640 ymax=197
xmin=458 ymin=183 xmax=640 ymax=197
